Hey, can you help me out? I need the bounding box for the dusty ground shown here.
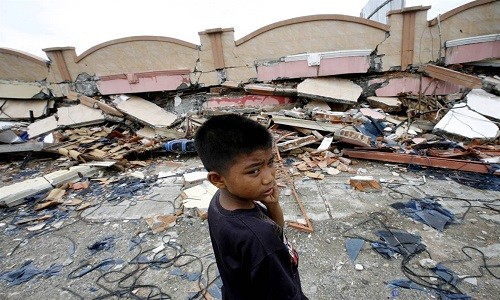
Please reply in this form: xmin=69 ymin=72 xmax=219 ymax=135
xmin=1 ymin=153 xmax=499 ymax=300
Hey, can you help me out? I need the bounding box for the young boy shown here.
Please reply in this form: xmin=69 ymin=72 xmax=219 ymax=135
xmin=194 ymin=114 xmax=308 ymax=299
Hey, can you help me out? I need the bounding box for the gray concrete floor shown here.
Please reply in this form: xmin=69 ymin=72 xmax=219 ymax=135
xmin=1 ymin=154 xmax=499 ymax=299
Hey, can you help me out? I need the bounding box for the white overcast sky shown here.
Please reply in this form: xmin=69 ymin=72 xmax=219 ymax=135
xmin=0 ymin=0 xmax=471 ymax=59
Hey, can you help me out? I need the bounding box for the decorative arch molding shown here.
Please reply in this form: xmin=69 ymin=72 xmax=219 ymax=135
xmin=428 ymin=0 xmax=498 ymax=26
xmin=235 ymin=14 xmax=390 ymax=46
xmin=75 ymin=36 xmax=199 ymax=63
xmin=0 ymin=47 xmax=48 ymax=66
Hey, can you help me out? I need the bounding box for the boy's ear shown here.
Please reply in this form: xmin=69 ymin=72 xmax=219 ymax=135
xmin=207 ymin=171 xmax=226 ymax=189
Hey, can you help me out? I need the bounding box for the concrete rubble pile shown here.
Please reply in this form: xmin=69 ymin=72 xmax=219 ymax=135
xmin=1 ymin=64 xmax=499 ymax=208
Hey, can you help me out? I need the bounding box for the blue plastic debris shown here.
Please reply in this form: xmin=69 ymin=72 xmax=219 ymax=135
xmin=345 ymin=238 xmax=365 ymax=262
xmin=170 ymin=267 xmax=201 ymax=282
xmin=371 ymin=229 xmax=426 ymax=258
xmin=0 ymin=260 xmax=62 ymax=285
xmin=388 ymin=277 xmax=471 ymax=300
xmin=391 ymin=198 xmax=455 ymax=231
xmin=432 ymin=263 xmax=459 ymax=286
xmin=88 ymin=236 xmax=116 ymax=254
xmin=387 ymin=279 xmax=427 ymax=292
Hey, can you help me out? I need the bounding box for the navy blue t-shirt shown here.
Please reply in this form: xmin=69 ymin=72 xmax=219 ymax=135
xmin=208 ymin=190 xmax=308 ymax=299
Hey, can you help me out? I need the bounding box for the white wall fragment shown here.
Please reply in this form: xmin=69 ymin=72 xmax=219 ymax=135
xmin=434 ymin=103 xmax=499 ymax=139
xmin=466 ymin=89 xmax=500 ymax=120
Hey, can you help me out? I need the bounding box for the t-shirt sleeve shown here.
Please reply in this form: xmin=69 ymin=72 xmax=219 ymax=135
xmin=249 ymin=250 xmax=302 ymax=299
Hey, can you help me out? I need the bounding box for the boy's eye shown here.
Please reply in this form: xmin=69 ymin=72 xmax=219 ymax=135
xmin=251 ymin=169 xmax=260 ymax=174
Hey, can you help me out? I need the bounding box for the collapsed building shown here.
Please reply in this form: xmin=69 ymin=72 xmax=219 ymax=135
xmin=0 ymin=1 xmax=500 ymax=168
xmin=0 ymin=1 xmax=499 ymax=299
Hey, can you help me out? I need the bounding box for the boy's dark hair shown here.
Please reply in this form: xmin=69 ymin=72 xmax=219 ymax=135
xmin=194 ymin=114 xmax=273 ymax=174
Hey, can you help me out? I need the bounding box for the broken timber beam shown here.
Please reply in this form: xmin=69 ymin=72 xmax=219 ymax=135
xmin=343 ymin=149 xmax=495 ymax=175
xmin=274 ymin=138 xmax=314 ymax=233
xmin=422 ymin=65 xmax=482 ymax=89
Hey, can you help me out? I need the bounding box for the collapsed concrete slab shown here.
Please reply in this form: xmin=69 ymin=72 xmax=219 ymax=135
xmin=27 ymin=115 xmax=58 ymax=139
xmin=297 ymin=78 xmax=362 ymax=104
xmin=466 ymin=89 xmax=500 ymax=120
xmin=0 ymin=81 xmax=51 ymax=99
xmin=0 ymin=99 xmax=54 ymax=120
xmin=115 ymin=95 xmax=177 ymax=128
xmin=57 ymin=104 xmax=105 ymax=127
xmin=433 ymin=103 xmax=499 ymax=140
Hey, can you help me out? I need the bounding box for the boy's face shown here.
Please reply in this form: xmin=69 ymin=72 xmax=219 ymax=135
xmin=217 ymin=148 xmax=276 ymax=202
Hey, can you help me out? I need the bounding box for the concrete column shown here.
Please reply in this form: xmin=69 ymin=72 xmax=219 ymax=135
xmin=43 ymin=47 xmax=77 ymax=82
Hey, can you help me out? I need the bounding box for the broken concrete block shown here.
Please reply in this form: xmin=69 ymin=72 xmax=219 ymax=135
xmin=115 ymin=95 xmax=177 ymax=128
xmin=433 ymin=103 xmax=499 ymax=140
xmin=311 ymin=111 xmax=347 ymax=123
xmin=297 ymin=78 xmax=362 ymax=104
xmin=466 ymin=89 xmax=500 ymax=120
xmin=136 ymin=126 xmax=157 ymax=139
xmin=366 ymin=96 xmax=402 ymax=112
xmin=482 ymin=76 xmax=500 ymax=95
xmin=304 ymin=100 xmax=331 ymax=111
xmin=317 ymin=137 xmax=333 ymax=152
xmin=0 ymin=164 xmax=107 ymax=207
xmin=27 ymin=115 xmax=58 ymax=138
xmin=360 ymin=108 xmax=386 ymax=120
xmin=183 ymin=171 xmax=209 ymax=185
xmin=335 ymin=129 xmax=372 ymax=147
xmin=277 ymin=135 xmax=317 ymax=152
xmin=57 ymin=104 xmax=105 ymax=127
xmin=182 ymin=180 xmax=217 ymax=209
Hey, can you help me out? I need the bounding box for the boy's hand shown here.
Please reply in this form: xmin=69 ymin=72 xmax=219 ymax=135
xmin=261 ymin=183 xmax=280 ymax=205
xmin=260 ymin=183 xmax=284 ymax=228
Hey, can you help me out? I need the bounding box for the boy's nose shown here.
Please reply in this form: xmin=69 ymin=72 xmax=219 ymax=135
xmin=261 ymin=166 xmax=275 ymax=185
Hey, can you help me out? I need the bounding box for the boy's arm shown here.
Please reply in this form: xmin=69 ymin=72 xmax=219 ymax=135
xmin=260 ymin=183 xmax=285 ymax=228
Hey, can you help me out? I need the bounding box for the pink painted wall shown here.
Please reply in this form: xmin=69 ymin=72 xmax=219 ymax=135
xmin=257 ymin=55 xmax=371 ymax=81
xmin=370 ymin=76 xmax=461 ymax=97
xmin=445 ymin=40 xmax=500 ymax=65
xmin=97 ymin=70 xmax=191 ymax=95
xmin=204 ymin=95 xmax=292 ymax=108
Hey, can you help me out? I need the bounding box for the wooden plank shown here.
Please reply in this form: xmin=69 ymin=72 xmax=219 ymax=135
xmin=423 ymin=65 xmax=482 ymax=89
xmin=343 ymin=149 xmax=494 ymax=174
